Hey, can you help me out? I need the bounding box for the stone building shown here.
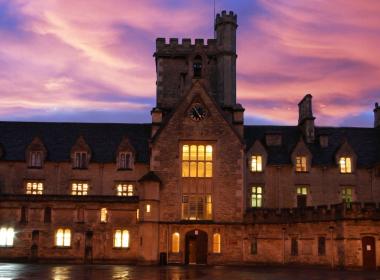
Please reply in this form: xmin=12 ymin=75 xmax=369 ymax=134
xmin=0 ymin=11 xmax=380 ymax=269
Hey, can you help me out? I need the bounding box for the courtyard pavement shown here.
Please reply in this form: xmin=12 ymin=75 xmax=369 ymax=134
xmin=0 ymin=263 xmax=379 ymax=280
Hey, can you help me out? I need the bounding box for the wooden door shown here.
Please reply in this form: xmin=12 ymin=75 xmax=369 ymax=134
xmin=362 ymin=236 xmax=376 ymax=269
xmin=185 ymin=230 xmax=208 ymax=265
xmin=196 ymin=231 xmax=208 ymax=264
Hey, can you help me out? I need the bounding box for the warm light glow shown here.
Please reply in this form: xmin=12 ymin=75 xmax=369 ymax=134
xmin=342 ymin=187 xmax=353 ymax=203
xmin=146 ymin=204 xmax=151 ymax=213
xmin=100 ymin=208 xmax=108 ymax=223
xmin=296 ymin=156 xmax=308 ymax=172
xmin=339 ymin=157 xmax=352 ymax=173
xmin=251 ymin=186 xmax=263 ymax=208
xmin=55 ymin=228 xmax=71 ymax=247
xmin=182 ymin=144 xmax=213 ymax=178
xmin=251 ymin=155 xmax=263 ymax=172
xmin=213 ymin=233 xmax=221 ymax=253
xmin=0 ymin=227 xmax=14 ymax=247
xmin=116 ymin=183 xmax=134 ymax=196
xmin=297 ymin=186 xmax=308 ymax=195
xmin=172 ymin=232 xmax=180 ymax=253
xmin=26 ymin=182 xmax=44 ymax=195
xmin=114 ymin=229 xmax=129 ymax=248
xmin=71 ymin=182 xmax=89 ymax=195
xmin=182 ymin=195 xmax=212 ymax=220
xmin=136 ymin=209 xmax=139 ymax=221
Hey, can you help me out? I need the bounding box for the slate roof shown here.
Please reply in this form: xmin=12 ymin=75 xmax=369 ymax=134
xmin=0 ymin=121 xmax=378 ymax=168
xmin=244 ymin=125 xmax=380 ymax=168
xmin=0 ymin=122 xmax=151 ymax=163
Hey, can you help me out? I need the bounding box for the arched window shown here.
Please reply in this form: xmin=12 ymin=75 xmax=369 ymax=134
xmin=100 ymin=208 xmax=108 ymax=223
xmin=114 ymin=229 xmax=129 ymax=248
xmin=172 ymin=232 xmax=180 ymax=253
xmin=193 ymin=56 xmax=202 ymax=78
xmin=213 ymin=233 xmax=221 ymax=253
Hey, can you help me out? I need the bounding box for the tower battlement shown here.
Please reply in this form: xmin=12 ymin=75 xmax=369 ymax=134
xmin=155 ymin=38 xmax=217 ymax=54
xmin=215 ymin=10 xmax=238 ymax=27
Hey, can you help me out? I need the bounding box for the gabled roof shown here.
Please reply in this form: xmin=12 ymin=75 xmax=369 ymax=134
xmin=0 ymin=122 xmax=151 ymax=163
xmin=244 ymin=126 xmax=380 ymax=168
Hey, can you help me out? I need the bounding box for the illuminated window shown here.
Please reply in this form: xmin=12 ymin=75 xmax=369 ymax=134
xmin=342 ymin=187 xmax=353 ymax=204
xmin=71 ymin=182 xmax=89 ymax=196
xmin=114 ymin=229 xmax=129 ymax=248
xmin=339 ymin=157 xmax=352 ymax=173
xmin=295 ymin=156 xmax=307 ymax=172
xmin=182 ymin=195 xmax=212 ymax=220
xmin=116 ymin=183 xmax=134 ymax=196
xmin=251 ymin=186 xmax=263 ymax=208
xmin=0 ymin=227 xmax=14 ymax=247
xmin=146 ymin=204 xmax=151 ymax=213
xmin=136 ymin=209 xmax=139 ymax=221
xmin=296 ymin=186 xmax=308 ymax=208
xmin=100 ymin=208 xmax=108 ymax=223
xmin=172 ymin=232 xmax=180 ymax=253
xmin=29 ymin=151 xmax=42 ymax=168
xmin=55 ymin=228 xmax=71 ymax=247
xmin=118 ymin=152 xmax=132 ymax=170
xmin=212 ymin=233 xmax=221 ymax=253
xmin=182 ymin=145 xmax=213 ymax=178
xmin=251 ymin=155 xmax=262 ymax=172
xmin=73 ymin=152 xmax=88 ymax=169
xmin=26 ymin=182 xmax=44 ymax=195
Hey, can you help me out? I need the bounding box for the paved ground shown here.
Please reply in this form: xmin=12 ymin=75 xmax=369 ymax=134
xmin=0 ymin=263 xmax=379 ymax=280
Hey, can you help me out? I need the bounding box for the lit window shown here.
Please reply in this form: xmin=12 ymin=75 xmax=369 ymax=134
xmin=100 ymin=208 xmax=108 ymax=223
xmin=146 ymin=204 xmax=151 ymax=213
xmin=251 ymin=186 xmax=263 ymax=208
xmin=29 ymin=151 xmax=42 ymax=168
xmin=71 ymin=182 xmax=89 ymax=196
xmin=116 ymin=183 xmax=134 ymax=196
xmin=213 ymin=233 xmax=221 ymax=253
xmin=172 ymin=232 xmax=180 ymax=253
xmin=182 ymin=195 xmax=212 ymax=220
xmin=342 ymin=187 xmax=353 ymax=204
xmin=73 ymin=152 xmax=88 ymax=169
xmin=251 ymin=155 xmax=262 ymax=172
xmin=0 ymin=227 xmax=14 ymax=247
xmin=339 ymin=157 xmax=352 ymax=173
xmin=182 ymin=145 xmax=213 ymax=178
xmin=26 ymin=182 xmax=44 ymax=195
xmin=136 ymin=209 xmax=139 ymax=221
xmin=296 ymin=186 xmax=308 ymax=208
xmin=295 ymin=156 xmax=307 ymax=172
xmin=55 ymin=228 xmax=71 ymax=247
xmin=114 ymin=229 xmax=129 ymax=248
xmin=118 ymin=152 xmax=132 ymax=170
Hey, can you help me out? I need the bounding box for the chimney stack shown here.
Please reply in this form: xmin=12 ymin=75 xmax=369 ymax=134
xmin=374 ymin=102 xmax=380 ymax=128
xmin=298 ymin=94 xmax=315 ymax=143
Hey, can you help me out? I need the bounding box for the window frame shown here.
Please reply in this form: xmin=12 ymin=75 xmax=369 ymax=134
xmin=113 ymin=229 xmax=130 ymax=249
xmin=71 ymin=182 xmax=89 ymax=196
xmin=115 ymin=182 xmax=134 ymax=196
xmin=181 ymin=143 xmax=213 ymax=178
xmin=55 ymin=228 xmax=71 ymax=248
xmin=295 ymin=156 xmax=308 ymax=173
xmin=339 ymin=157 xmax=352 ymax=174
xmin=28 ymin=150 xmax=43 ymax=168
xmin=250 ymin=155 xmax=263 ymax=173
xmin=25 ymin=181 xmax=44 ymax=195
xmin=100 ymin=207 xmax=108 ymax=223
xmin=73 ymin=151 xmax=88 ymax=169
xmin=212 ymin=233 xmax=221 ymax=254
xmin=0 ymin=227 xmax=15 ymax=247
xmin=117 ymin=151 xmax=133 ymax=170
xmin=181 ymin=194 xmax=212 ymax=221
xmin=171 ymin=232 xmax=180 ymax=253
xmin=251 ymin=186 xmax=263 ymax=208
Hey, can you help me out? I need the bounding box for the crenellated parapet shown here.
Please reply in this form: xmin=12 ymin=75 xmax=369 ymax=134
xmin=155 ymin=38 xmax=218 ymax=57
xmin=245 ymin=202 xmax=380 ymax=224
xmin=215 ymin=10 xmax=238 ymax=27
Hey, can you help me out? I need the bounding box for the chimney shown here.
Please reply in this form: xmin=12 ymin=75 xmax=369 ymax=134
xmin=298 ymin=94 xmax=315 ymax=143
xmin=374 ymin=102 xmax=380 ymax=128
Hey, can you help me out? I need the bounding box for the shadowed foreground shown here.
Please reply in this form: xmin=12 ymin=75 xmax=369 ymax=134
xmin=0 ymin=263 xmax=379 ymax=280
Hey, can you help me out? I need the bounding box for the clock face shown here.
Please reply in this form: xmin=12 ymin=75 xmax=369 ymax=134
xmin=188 ymin=103 xmax=208 ymax=121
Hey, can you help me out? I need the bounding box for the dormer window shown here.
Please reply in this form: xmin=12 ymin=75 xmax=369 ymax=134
xmin=29 ymin=151 xmax=43 ymax=168
xmin=295 ymin=156 xmax=307 ymax=172
xmin=339 ymin=157 xmax=352 ymax=173
xmin=251 ymin=155 xmax=263 ymax=172
xmin=118 ymin=152 xmax=133 ymax=170
xmin=74 ymin=152 xmax=88 ymax=169
xmin=193 ymin=56 xmax=202 ymax=78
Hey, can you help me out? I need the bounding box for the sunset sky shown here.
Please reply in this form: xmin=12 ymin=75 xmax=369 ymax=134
xmin=0 ymin=0 xmax=379 ymax=126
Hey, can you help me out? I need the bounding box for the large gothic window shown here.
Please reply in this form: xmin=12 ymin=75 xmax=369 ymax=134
xmin=193 ymin=56 xmax=202 ymax=78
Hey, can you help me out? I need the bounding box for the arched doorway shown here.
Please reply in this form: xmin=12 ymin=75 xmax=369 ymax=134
xmin=362 ymin=236 xmax=376 ymax=269
xmin=185 ymin=230 xmax=208 ymax=265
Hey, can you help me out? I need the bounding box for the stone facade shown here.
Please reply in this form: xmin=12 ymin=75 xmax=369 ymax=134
xmin=0 ymin=11 xmax=380 ymax=269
